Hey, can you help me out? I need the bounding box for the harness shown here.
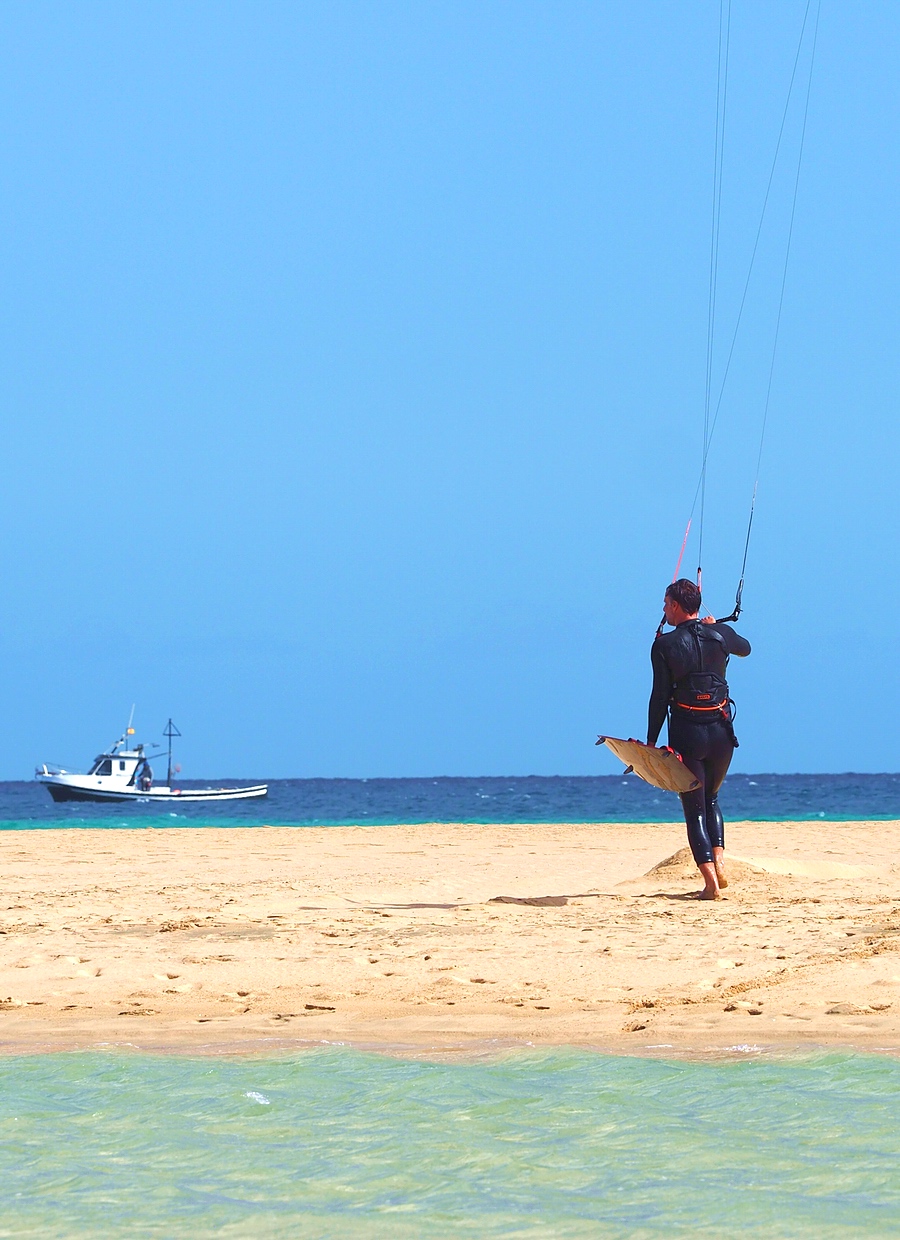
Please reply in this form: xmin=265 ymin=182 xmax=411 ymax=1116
xmin=669 ymin=622 xmax=732 ymax=722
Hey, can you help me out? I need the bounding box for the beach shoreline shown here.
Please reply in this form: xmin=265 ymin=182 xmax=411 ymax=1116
xmin=1 ymin=821 xmax=898 ymax=1057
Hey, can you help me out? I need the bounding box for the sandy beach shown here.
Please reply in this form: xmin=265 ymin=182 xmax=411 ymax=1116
xmin=0 ymin=820 xmax=898 ymax=1056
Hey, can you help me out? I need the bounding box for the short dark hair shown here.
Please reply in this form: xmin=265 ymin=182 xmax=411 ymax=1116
xmin=666 ymin=578 xmax=701 ymax=615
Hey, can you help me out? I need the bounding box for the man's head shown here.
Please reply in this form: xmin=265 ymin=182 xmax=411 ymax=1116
xmin=664 ymin=578 xmax=701 ymax=626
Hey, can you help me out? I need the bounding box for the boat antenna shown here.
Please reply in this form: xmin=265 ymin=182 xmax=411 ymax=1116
xmin=163 ymin=719 xmax=181 ymax=787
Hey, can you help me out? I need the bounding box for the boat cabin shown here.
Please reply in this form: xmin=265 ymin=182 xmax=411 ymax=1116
xmin=88 ymin=748 xmax=155 ymax=791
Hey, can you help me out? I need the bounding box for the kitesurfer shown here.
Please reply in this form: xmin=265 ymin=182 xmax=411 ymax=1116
xmin=648 ymin=578 xmax=750 ymax=899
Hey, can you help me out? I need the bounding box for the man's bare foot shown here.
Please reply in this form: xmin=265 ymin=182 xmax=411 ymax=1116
xmin=697 ymin=860 xmax=720 ymax=900
xmin=713 ymin=848 xmax=728 ymax=888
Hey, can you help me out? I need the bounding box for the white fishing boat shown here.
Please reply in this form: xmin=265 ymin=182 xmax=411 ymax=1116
xmin=36 ymin=718 xmax=267 ymax=804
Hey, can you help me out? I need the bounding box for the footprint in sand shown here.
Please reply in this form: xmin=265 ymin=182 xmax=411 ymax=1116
xmin=826 ymin=1002 xmax=892 ymax=1015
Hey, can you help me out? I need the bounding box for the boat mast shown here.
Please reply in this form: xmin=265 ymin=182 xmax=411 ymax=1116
xmin=163 ymin=719 xmax=181 ymax=787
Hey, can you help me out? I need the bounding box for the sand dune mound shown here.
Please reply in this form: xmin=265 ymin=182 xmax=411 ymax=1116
xmin=614 ymin=846 xmax=799 ymax=901
xmin=644 ymin=848 xmax=880 ymax=885
xmin=645 ymin=847 xmax=765 ymax=883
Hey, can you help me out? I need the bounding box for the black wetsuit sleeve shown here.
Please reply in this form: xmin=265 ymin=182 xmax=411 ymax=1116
xmin=647 ymin=640 xmax=671 ymax=746
xmin=714 ymin=623 xmax=751 ymax=657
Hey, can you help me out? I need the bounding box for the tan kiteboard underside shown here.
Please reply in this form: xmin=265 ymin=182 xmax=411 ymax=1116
xmin=597 ymin=735 xmax=701 ymax=794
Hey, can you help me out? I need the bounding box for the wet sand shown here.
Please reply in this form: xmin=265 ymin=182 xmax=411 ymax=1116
xmin=1 ymin=821 xmax=898 ymax=1056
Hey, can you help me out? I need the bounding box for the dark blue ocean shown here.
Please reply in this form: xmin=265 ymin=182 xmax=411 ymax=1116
xmin=5 ymin=772 xmax=900 ymax=828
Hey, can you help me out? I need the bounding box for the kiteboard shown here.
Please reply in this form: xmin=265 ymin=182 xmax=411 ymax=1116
xmin=596 ymin=735 xmax=700 ymax=794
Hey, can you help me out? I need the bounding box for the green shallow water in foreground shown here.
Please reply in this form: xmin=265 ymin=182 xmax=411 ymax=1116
xmin=1 ymin=1049 xmax=899 ymax=1238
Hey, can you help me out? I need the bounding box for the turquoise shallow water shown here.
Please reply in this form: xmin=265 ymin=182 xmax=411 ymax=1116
xmin=1 ymin=1049 xmax=899 ymax=1237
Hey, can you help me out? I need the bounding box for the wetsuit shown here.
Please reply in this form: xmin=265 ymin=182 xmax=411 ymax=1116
xmin=648 ymin=620 xmax=751 ymax=866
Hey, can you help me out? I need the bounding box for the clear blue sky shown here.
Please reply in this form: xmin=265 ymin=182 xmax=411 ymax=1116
xmin=1 ymin=2 xmax=896 ymax=778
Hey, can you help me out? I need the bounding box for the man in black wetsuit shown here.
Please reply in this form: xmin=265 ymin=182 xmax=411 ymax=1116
xmin=648 ymin=578 xmax=751 ymax=900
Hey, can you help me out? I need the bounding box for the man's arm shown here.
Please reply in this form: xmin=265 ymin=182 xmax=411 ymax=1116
xmin=647 ymin=641 xmax=671 ymax=746
xmin=713 ymin=622 xmax=751 ymax=657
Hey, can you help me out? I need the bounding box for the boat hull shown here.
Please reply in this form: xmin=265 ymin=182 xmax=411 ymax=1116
xmin=40 ymin=780 xmax=267 ymax=804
